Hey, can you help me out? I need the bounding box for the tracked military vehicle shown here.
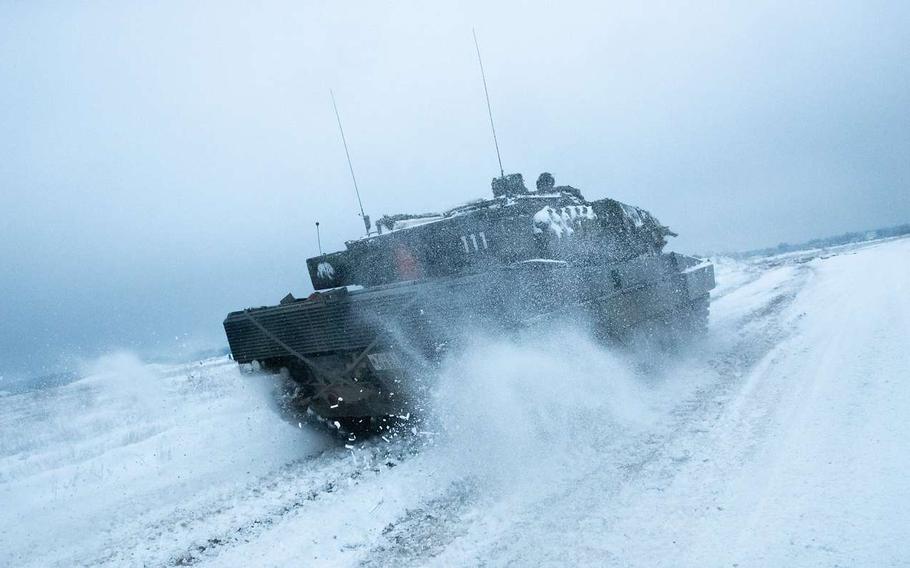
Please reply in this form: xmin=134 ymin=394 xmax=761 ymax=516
xmin=224 ymin=173 xmax=715 ymax=430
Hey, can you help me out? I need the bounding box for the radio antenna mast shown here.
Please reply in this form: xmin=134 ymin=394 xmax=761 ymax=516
xmin=330 ymin=90 xmax=371 ymax=235
xmin=472 ymin=28 xmax=504 ymax=178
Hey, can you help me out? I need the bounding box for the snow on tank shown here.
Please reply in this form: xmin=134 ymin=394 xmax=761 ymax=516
xmin=532 ymin=204 xmax=598 ymax=237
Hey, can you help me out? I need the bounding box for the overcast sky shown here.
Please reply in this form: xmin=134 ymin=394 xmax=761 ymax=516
xmin=2 ymin=1 xmax=908 ymax=380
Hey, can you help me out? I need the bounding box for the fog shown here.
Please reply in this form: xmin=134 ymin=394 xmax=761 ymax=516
xmin=1 ymin=1 xmax=908 ymax=379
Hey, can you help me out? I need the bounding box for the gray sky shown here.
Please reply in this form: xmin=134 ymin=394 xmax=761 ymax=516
xmin=2 ymin=1 xmax=908 ymax=380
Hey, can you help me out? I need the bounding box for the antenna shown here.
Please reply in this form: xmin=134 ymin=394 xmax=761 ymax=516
xmin=315 ymin=221 xmax=323 ymax=255
xmin=330 ymin=90 xmax=371 ymax=235
xmin=472 ymin=28 xmax=504 ymax=178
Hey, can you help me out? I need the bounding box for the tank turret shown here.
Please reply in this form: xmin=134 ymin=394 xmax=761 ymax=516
xmin=305 ymin=173 xmax=674 ymax=291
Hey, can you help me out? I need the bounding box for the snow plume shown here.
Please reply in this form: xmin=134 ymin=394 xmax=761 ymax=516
xmin=78 ymin=351 xmax=172 ymax=420
xmin=0 ymin=353 xmax=326 ymax=567
xmin=429 ymin=326 xmax=657 ymax=486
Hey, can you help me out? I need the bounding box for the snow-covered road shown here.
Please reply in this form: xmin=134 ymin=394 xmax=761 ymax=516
xmin=1 ymin=237 xmax=908 ymax=567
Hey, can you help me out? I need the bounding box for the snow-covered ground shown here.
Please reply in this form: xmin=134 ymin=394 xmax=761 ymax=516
xmin=1 ymin=236 xmax=908 ymax=567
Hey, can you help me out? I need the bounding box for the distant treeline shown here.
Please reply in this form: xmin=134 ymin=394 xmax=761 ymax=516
xmin=729 ymin=223 xmax=910 ymax=259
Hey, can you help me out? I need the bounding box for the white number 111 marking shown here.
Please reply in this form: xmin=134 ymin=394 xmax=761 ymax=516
xmin=460 ymin=231 xmax=489 ymax=253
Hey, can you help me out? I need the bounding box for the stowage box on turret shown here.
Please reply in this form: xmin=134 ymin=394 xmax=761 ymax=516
xmin=223 ymin=173 xmax=715 ymax=430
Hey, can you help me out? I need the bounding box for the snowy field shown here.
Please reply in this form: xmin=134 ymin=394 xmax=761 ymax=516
xmin=1 ymin=236 xmax=908 ymax=567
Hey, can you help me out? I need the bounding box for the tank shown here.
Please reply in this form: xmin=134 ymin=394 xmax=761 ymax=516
xmin=223 ymin=172 xmax=715 ymax=430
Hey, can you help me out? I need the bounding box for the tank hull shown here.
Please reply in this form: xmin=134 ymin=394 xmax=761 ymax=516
xmin=224 ymin=253 xmax=714 ymax=422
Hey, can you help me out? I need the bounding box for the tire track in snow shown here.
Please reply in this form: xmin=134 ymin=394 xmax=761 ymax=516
xmin=98 ymin=439 xmax=422 ymax=567
xmin=358 ymin=479 xmax=479 ymax=568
